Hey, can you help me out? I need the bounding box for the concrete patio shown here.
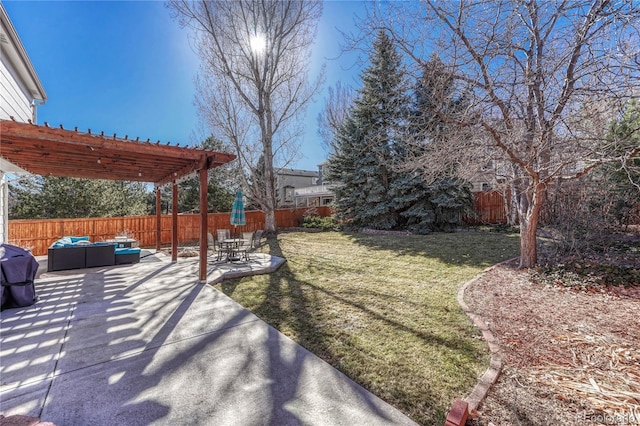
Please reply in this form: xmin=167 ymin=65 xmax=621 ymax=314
xmin=0 ymin=250 xmax=416 ymax=425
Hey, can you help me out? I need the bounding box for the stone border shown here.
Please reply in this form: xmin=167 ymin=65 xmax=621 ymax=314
xmin=206 ymin=253 xmax=287 ymax=283
xmin=445 ymin=257 xmax=518 ymax=425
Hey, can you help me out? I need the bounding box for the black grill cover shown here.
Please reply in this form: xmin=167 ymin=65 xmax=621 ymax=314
xmin=1 ymin=244 xmax=39 ymax=310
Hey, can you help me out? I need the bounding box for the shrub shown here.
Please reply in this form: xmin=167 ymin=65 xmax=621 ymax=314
xmin=302 ymin=215 xmax=340 ymax=231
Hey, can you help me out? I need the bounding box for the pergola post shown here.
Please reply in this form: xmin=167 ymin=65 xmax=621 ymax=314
xmin=172 ymin=181 xmax=178 ymax=263
xmin=155 ymin=186 xmax=161 ymax=251
xmin=199 ymin=167 xmax=208 ymax=282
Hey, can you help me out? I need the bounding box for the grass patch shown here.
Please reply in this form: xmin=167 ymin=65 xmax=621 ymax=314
xmin=215 ymin=231 xmax=519 ymax=424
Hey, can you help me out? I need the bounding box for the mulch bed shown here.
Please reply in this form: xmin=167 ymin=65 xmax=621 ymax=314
xmin=464 ymin=261 xmax=640 ymax=425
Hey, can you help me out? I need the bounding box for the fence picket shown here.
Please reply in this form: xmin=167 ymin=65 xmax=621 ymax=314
xmin=8 ymin=206 xmax=334 ymax=255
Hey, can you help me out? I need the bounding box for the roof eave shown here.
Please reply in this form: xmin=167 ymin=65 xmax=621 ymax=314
xmin=0 ymin=3 xmax=47 ymax=102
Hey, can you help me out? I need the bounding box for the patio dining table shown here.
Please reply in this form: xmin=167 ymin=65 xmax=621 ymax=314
xmin=220 ymin=238 xmax=248 ymax=262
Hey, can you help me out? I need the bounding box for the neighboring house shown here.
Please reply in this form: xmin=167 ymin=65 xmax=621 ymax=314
xmin=0 ymin=4 xmax=47 ymax=243
xmin=294 ymin=184 xmax=335 ymax=207
xmin=275 ymin=168 xmax=319 ymax=208
xmin=468 ymin=160 xmax=500 ymax=192
xmin=275 ymin=165 xmax=337 ymax=208
xmin=292 ymin=162 xmax=335 ymax=207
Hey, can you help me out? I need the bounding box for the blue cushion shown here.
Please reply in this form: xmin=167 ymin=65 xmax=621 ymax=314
xmin=115 ymin=248 xmax=141 ymax=255
xmin=70 ymin=236 xmax=90 ymax=243
xmin=50 ymin=236 xmax=72 ymax=248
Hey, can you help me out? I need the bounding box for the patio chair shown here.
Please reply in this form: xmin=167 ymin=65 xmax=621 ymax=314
xmin=236 ymin=231 xmax=254 ymax=261
xmin=208 ymin=232 xmax=224 ymax=262
xmin=217 ymin=229 xmax=230 ymax=242
xmin=253 ymin=230 xmax=265 ymax=249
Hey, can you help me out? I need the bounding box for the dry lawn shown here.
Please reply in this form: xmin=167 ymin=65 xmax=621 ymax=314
xmin=216 ymin=231 xmax=520 ymax=425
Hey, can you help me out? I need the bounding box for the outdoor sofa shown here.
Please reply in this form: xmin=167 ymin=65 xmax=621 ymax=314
xmin=48 ymin=236 xmax=140 ymax=272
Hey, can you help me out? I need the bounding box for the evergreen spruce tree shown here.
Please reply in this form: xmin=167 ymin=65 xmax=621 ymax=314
xmin=95 ymin=180 xmax=148 ymax=217
xmin=392 ymin=55 xmax=472 ymax=232
xmin=7 ymin=176 xmax=43 ymax=219
xmin=602 ymin=101 xmax=640 ymax=227
xmin=9 ymin=176 xmax=149 ymax=219
xmin=327 ymin=113 xmax=364 ymax=224
xmin=326 ymin=29 xmax=409 ymax=229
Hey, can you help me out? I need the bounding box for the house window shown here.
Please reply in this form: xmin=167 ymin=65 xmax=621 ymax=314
xmin=284 ymin=186 xmax=294 ymax=203
xmin=481 ymin=160 xmax=494 ymax=171
xmin=481 ymin=182 xmax=491 ymax=192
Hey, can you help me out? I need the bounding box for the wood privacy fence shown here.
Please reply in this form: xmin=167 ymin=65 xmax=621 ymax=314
xmin=8 ymin=194 xmax=508 ymax=256
xmin=468 ymin=191 xmax=508 ymax=225
xmin=8 ymin=206 xmax=334 ymax=256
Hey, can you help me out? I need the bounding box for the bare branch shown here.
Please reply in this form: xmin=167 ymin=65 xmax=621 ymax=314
xmin=364 ymin=0 xmax=640 ymax=266
xmin=169 ymin=0 xmax=323 ymax=231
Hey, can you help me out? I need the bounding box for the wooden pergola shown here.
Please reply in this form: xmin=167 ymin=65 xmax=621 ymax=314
xmin=0 ymin=119 xmax=236 ymax=281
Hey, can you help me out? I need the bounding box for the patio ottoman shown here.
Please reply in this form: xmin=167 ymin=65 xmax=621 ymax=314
xmin=115 ymin=247 xmax=141 ymax=265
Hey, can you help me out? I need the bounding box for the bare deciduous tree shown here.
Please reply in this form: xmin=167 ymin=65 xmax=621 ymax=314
xmin=317 ymin=81 xmax=355 ymax=155
xmin=169 ymin=0 xmax=323 ymax=233
xmin=375 ymin=0 xmax=640 ymax=267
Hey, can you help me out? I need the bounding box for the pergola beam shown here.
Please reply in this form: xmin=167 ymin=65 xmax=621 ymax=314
xmin=2 ymin=121 xmax=207 ymax=158
xmin=0 ymin=120 xmax=235 ymax=184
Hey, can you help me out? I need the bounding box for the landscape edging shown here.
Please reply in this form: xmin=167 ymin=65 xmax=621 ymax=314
xmin=453 ymin=257 xmax=519 ymax=415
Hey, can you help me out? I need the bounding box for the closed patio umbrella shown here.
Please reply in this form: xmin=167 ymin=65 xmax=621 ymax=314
xmin=230 ymin=190 xmax=246 ymax=237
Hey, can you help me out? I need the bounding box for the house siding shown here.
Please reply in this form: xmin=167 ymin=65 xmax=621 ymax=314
xmin=0 ymin=55 xmax=33 ymax=122
xmin=0 ymin=55 xmax=34 ymax=244
xmin=0 ymin=56 xmax=33 ymax=244
xmin=275 ymin=169 xmax=319 ymax=207
xmin=1 ymin=4 xmax=47 ymax=244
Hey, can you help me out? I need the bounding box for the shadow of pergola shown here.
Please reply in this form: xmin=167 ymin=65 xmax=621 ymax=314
xmin=1 ymin=256 xmax=413 ymax=425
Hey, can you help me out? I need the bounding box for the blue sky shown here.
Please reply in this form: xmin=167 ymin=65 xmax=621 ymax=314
xmin=3 ymin=0 xmax=368 ymax=171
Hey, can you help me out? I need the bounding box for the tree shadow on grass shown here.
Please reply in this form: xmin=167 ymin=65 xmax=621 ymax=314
xmin=219 ymin=235 xmax=427 ymax=423
xmin=219 ymin=279 xmax=240 ymax=296
xmin=219 ymin=235 xmax=487 ymax=424
xmin=345 ymin=231 xmax=520 ymax=268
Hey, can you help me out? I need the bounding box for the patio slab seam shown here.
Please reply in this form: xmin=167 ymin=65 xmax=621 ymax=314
xmin=36 ymin=300 xmax=77 ymax=420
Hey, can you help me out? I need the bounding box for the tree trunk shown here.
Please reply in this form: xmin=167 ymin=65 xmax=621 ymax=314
xmin=518 ymin=182 xmax=545 ymax=268
xmin=262 ymin=131 xmax=278 ymax=234
xmin=504 ymin=185 xmax=518 ymax=226
xmin=262 ymin=164 xmax=277 ymax=234
xmin=519 ymin=213 xmax=538 ymax=268
xmin=264 ymin=208 xmax=276 ymax=234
